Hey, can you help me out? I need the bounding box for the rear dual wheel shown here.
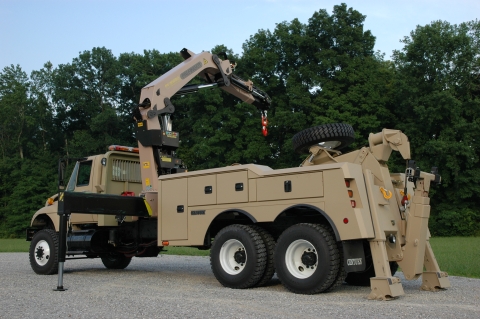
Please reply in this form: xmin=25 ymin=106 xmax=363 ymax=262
xmin=251 ymin=225 xmax=276 ymax=287
xmin=210 ymin=225 xmax=267 ymax=289
xmin=274 ymin=223 xmax=340 ymax=294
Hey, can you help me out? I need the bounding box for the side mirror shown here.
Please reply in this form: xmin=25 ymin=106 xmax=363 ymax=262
xmin=58 ymin=159 xmax=66 ymax=190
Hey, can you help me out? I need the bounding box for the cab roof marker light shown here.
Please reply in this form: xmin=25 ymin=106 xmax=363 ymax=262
xmin=108 ymin=145 xmax=139 ymax=153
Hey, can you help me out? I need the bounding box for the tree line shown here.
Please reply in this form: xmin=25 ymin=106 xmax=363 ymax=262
xmin=1 ymin=4 xmax=479 ymax=237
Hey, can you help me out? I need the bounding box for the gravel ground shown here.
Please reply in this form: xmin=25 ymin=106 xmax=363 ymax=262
xmin=0 ymin=253 xmax=479 ymax=319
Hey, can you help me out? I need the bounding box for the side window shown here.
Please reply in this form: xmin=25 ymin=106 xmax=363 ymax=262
xmin=76 ymin=161 xmax=92 ymax=186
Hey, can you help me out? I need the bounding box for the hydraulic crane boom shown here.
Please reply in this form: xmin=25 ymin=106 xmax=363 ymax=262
xmin=132 ymin=48 xmax=271 ymax=216
xmin=174 ymin=73 xmax=271 ymax=110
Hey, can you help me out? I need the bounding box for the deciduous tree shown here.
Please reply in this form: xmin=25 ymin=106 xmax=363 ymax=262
xmin=392 ymin=20 xmax=480 ymax=235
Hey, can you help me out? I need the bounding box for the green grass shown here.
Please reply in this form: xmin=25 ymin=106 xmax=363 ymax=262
xmin=0 ymin=239 xmax=29 ymax=252
xmin=1 ymin=237 xmax=478 ymax=278
xmin=429 ymin=237 xmax=480 ymax=279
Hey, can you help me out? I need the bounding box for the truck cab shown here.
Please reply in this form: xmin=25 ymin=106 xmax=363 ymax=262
xmin=28 ymin=146 xmax=143 ymax=233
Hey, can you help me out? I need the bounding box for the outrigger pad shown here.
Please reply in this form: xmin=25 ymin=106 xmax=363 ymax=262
xmin=368 ymin=277 xmax=404 ymax=301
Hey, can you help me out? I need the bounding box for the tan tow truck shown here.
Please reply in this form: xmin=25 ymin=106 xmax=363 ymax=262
xmin=27 ymin=48 xmax=450 ymax=300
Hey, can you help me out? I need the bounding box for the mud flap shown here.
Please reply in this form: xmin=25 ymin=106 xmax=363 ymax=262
xmin=342 ymin=240 xmax=366 ymax=272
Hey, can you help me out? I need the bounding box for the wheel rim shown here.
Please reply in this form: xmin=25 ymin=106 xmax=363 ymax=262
xmin=319 ymin=141 xmax=341 ymax=149
xmin=34 ymin=239 xmax=50 ymax=266
xmin=285 ymin=239 xmax=318 ymax=279
xmin=219 ymin=239 xmax=247 ymax=275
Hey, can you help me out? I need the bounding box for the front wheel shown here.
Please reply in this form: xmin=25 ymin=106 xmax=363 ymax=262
xmin=210 ymin=225 xmax=266 ymax=289
xmin=29 ymin=229 xmax=59 ymax=275
xmin=274 ymin=223 xmax=340 ymax=294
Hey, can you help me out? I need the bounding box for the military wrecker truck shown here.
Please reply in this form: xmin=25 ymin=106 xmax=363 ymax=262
xmin=27 ymin=48 xmax=450 ymax=300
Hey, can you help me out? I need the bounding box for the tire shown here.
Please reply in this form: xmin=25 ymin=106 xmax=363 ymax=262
xmin=344 ymin=242 xmax=399 ymax=286
xmin=292 ymin=123 xmax=355 ymax=154
xmin=29 ymin=229 xmax=59 ymax=275
xmin=101 ymin=254 xmax=132 ymax=269
xmin=251 ymin=225 xmax=276 ymax=287
xmin=274 ymin=223 xmax=340 ymax=294
xmin=210 ymin=224 xmax=266 ymax=289
xmin=326 ymin=244 xmax=347 ymax=291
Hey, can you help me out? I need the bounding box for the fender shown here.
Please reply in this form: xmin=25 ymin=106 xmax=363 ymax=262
xmin=274 ymin=203 xmax=341 ymax=241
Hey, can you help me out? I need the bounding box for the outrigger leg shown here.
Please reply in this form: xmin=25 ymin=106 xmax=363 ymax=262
xmin=54 ymin=213 xmax=68 ymax=291
xmin=368 ymin=240 xmax=404 ymax=300
xmin=421 ymin=238 xmax=450 ymax=291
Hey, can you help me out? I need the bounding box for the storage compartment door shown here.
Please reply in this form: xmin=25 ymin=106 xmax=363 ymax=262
xmin=188 ymin=175 xmax=217 ymax=206
xmin=217 ymin=171 xmax=248 ymax=204
xmin=257 ymin=172 xmax=323 ymax=201
xmin=161 ymin=179 xmax=188 ymax=240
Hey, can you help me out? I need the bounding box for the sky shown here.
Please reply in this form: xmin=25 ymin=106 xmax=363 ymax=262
xmin=1 ymin=0 xmax=478 ymax=75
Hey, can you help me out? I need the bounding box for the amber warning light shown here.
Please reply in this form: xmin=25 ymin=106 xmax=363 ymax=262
xmin=345 ymin=179 xmax=356 ymax=208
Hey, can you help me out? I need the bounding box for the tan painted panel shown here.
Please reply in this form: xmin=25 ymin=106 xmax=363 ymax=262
xmin=257 ymin=172 xmax=323 ymax=201
xmin=176 ymin=199 xmax=326 ymax=247
xmin=98 ymin=153 xmax=143 ymax=226
xmin=161 ymin=178 xmax=188 ymax=240
xmin=217 ymin=171 xmax=248 ymax=204
xmin=324 ymin=168 xmax=372 ymax=240
xmin=248 ymin=179 xmax=257 ymax=202
xmin=337 ymin=163 xmax=374 ymax=239
xmin=188 ymin=175 xmax=216 ymax=206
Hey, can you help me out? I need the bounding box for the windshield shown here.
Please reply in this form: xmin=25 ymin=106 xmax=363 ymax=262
xmin=66 ymin=162 xmax=80 ymax=192
xmin=66 ymin=160 xmax=93 ymax=191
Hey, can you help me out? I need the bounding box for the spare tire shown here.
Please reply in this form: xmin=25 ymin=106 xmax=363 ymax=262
xmin=292 ymin=123 xmax=355 ymax=154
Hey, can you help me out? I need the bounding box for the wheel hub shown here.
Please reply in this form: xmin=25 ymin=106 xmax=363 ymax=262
xmin=285 ymin=239 xmax=318 ymax=279
xmin=234 ymin=250 xmax=246 ymax=264
xmin=301 ymin=251 xmax=317 ymax=267
xmin=34 ymin=240 xmax=50 ymax=266
xmin=36 ymin=246 xmax=45 ymax=260
xmin=219 ymin=239 xmax=247 ymax=275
